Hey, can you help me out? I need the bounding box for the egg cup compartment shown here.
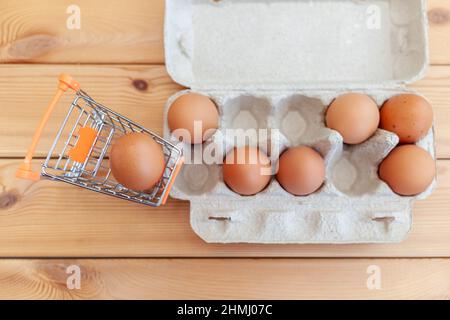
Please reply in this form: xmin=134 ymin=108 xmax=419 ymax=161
xmin=330 ymin=129 xmax=399 ymax=197
xmin=271 ymin=93 xmax=343 ymax=198
xmin=171 ymin=163 xmax=221 ymax=199
xmin=273 ymin=94 xmax=331 ymax=147
xmin=221 ymin=95 xmax=271 ymax=132
xmin=210 ymin=129 xmax=274 ymax=200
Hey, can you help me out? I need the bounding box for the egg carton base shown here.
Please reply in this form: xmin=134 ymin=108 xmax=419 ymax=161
xmin=164 ymin=89 xmax=435 ymax=244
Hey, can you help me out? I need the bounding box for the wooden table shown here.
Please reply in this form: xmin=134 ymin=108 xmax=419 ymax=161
xmin=0 ymin=0 xmax=449 ymax=300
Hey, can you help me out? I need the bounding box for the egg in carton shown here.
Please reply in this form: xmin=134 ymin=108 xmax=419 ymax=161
xmin=163 ymin=0 xmax=435 ymax=243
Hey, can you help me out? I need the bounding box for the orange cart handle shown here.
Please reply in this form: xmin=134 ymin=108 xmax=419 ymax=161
xmin=16 ymin=74 xmax=80 ymax=181
xmin=161 ymin=156 xmax=184 ymax=205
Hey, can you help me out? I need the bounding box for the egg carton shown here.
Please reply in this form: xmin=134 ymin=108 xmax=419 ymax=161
xmin=164 ymin=89 xmax=435 ymax=243
xmin=163 ymin=0 xmax=434 ymax=243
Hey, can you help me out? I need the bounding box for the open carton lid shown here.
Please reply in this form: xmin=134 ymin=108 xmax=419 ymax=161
xmin=165 ymin=0 xmax=428 ymax=91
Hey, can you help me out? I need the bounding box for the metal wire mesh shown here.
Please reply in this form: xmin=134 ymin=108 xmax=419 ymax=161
xmin=41 ymin=90 xmax=183 ymax=207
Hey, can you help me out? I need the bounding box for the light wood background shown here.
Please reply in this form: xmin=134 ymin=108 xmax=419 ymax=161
xmin=0 ymin=0 xmax=449 ymax=300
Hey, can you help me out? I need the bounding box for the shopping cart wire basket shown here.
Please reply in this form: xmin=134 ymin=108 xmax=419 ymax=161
xmin=16 ymin=74 xmax=184 ymax=207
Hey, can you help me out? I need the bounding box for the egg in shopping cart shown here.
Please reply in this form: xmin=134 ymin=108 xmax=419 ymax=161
xmin=110 ymin=132 xmax=166 ymax=191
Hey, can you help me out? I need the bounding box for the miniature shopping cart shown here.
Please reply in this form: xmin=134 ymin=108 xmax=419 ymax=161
xmin=16 ymin=74 xmax=184 ymax=207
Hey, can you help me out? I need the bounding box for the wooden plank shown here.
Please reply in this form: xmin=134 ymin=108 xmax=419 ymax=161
xmin=0 ymin=64 xmax=450 ymax=158
xmin=0 ymin=258 xmax=448 ymax=299
xmin=0 ymin=0 xmax=449 ymax=65
xmin=0 ymin=0 xmax=165 ymax=64
xmin=411 ymin=65 xmax=450 ymax=158
xmin=428 ymin=0 xmax=450 ymax=65
xmin=0 ymin=159 xmax=449 ymax=258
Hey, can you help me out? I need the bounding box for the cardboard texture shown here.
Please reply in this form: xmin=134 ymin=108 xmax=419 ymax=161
xmin=163 ymin=0 xmax=435 ymax=243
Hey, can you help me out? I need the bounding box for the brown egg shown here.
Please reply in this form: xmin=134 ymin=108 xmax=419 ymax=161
xmin=168 ymin=93 xmax=219 ymax=144
xmin=379 ymin=145 xmax=435 ymax=196
xmin=110 ymin=132 xmax=166 ymax=191
xmin=276 ymin=146 xmax=325 ymax=196
xmin=223 ymin=146 xmax=272 ymax=196
xmin=326 ymin=93 xmax=380 ymax=145
xmin=380 ymin=94 xmax=433 ymax=143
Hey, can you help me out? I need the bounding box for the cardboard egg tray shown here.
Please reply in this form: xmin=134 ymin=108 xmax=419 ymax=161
xmin=163 ymin=0 xmax=435 ymax=243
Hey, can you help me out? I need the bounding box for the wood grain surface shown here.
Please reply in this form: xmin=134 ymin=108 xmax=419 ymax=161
xmin=428 ymin=0 xmax=450 ymax=65
xmin=0 ymin=0 xmax=450 ymax=300
xmin=0 ymin=259 xmax=449 ymax=299
xmin=0 ymin=0 xmax=165 ymax=64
